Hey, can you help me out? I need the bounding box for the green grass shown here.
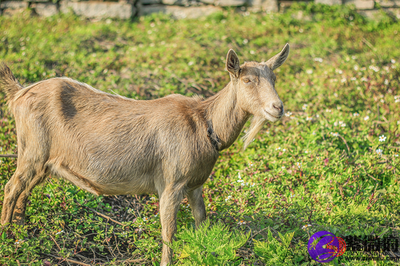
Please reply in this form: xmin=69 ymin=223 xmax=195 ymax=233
xmin=1 ymin=3 xmax=400 ymax=265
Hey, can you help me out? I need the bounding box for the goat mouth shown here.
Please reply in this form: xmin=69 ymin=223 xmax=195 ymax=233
xmin=264 ymin=110 xmax=281 ymax=120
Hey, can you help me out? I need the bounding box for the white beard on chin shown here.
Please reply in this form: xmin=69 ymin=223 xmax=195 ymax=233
xmin=241 ymin=116 xmax=267 ymax=150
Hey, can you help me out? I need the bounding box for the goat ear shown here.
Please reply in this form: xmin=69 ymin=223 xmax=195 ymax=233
xmin=226 ymin=49 xmax=240 ymax=78
xmin=265 ymin=43 xmax=290 ymax=71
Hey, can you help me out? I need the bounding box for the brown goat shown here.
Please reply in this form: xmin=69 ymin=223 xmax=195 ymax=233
xmin=0 ymin=44 xmax=289 ymax=265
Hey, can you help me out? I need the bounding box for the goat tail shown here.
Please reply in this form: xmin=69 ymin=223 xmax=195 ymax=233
xmin=0 ymin=63 xmax=22 ymax=103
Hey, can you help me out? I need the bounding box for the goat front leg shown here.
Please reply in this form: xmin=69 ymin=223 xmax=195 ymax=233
xmin=159 ymin=184 xmax=184 ymax=266
xmin=187 ymin=186 xmax=206 ymax=228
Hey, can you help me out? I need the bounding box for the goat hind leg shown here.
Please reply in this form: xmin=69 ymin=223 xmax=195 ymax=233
xmin=1 ymin=171 xmax=27 ymax=225
xmin=1 ymin=165 xmax=46 ymax=225
xmin=187 ymin=186 xmax=206 ymax=229
xmin=12 ymin=170 xmax=47 ymax=225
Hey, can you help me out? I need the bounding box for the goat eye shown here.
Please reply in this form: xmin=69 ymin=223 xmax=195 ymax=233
xmin=243 ymin=78 xmax=251 ymax=84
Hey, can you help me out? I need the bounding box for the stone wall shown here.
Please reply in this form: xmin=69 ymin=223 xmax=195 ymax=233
xmin=0 ymin=0 xmax=399 ymax=19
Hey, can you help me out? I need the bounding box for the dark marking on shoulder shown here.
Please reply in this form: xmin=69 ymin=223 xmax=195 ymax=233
xmin=59 ymin=82 xmax=77 ymax=120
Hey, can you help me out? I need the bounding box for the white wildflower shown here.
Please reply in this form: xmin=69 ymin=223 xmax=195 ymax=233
xmin=364 ymin=116 xmax=369 ymax=121
xmin=302 ymin=224 xmax=312 ymax=230
xmin=242 ymin=39 xmax=248 ymax=44
xmin=188 ymin=61 xmax=194 ymax=66
xmin=225 ymin=195 xmax=232 ymax=202
xmin=306 ymin=116 xmax=312 ymax=121
xmin=354 ymin=65 xmax=359 ymax=71
xmin=314 ymin=58 xmax=323 ymax=63
xmin=391 ymin=59 xmax=396 ymax=64
xmin=296 ymin=162 xmax=302 ymax=168
xmin=238 ymin=220 xmax=246 ymax=225
xmin=285 ymin=111 xmax=292 ymax=117
xmin=384 ymin=79 xmax=389 ymax=85
xmin=369 ymin=65 xmax=380 ymax=72
xmin=353 ymin=112 xmax=359 ymax=117
xmin=306 ymin=69 xmax=313 ymax=74
xmin=379 ymin=135 xmax=386 ymax=142
xmin=56 ymin=230 xmax=64 ymax=235
xmin=376 ymin=149 xmax=383 ymax=156
xmin=302 ymin=104 xmax=308 ymax=110
xmin=336 ymin=69 xmax=343 ymax=74
xmin=14 ymin=239 xmax=23 ymax=245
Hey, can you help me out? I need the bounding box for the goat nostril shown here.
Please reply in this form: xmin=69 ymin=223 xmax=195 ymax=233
xmin=273 ymin=103 xmax=282 ymax=112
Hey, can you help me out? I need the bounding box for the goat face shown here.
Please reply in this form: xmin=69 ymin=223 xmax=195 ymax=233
xmin=225 ymin=44 xmax=289 ymax=122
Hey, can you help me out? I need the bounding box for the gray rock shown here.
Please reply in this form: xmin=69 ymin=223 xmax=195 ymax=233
xmin=383 ymin=7 xmax=400 ymax=18
xmin=357 ymin=9 xmax=386 ymax=19
xmin=1 ymin=1 xmax=29 ymax=16
xmin=375 ymin=0 xmax=400 ymax=7
xmin=215 ymin=0 xmax=246 ymax=6
xmin=247 ymin=0 xmax=278 ymax=12
xmin=33 ymin=3 xmax=58 ymax=17
xmin=199 ymin=0 xmax=246 ymax=5
xmin=161 ymin=0 xmax=191 ymax=6
xmin=315 ymin=0 xmax=342 ymax=5
xmin=140 ymin=5 xmax=222 ymax=19
xmin=0 ymin=1 xmax=28 ymax=9
xmin=343 ymin=0 xmax=374 ymax=9
xmin=60 ymin=1 xmax=135 ymax=19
